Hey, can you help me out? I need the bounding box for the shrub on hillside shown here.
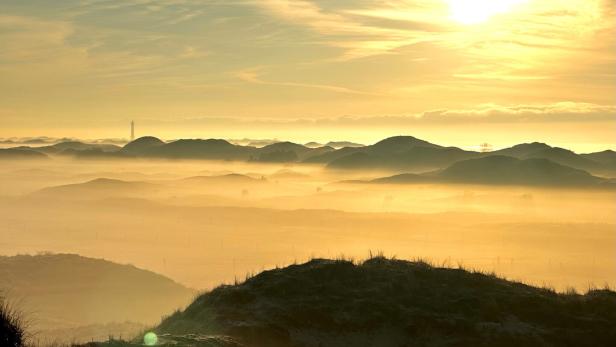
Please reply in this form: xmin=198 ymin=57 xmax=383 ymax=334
xmin=0 ymin=296 xmax=25 ymax=347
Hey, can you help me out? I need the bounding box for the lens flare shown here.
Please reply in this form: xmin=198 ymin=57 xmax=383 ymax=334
xmin=144 ymin=332 xmax=158 ymax=346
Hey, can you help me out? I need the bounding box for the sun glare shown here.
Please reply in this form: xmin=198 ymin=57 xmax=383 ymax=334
xmin=447 ymin=0 xmax=527 ymax=24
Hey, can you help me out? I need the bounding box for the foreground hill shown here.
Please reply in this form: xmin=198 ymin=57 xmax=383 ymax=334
xmin=91 ymin=257 xmax=616 ymax=347
xmin=370 ymin=156 xmax=612 ymax=187
xmin=0 ymin=254 xmax=194 ymax=343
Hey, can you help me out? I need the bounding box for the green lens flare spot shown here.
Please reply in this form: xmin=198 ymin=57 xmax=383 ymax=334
xmin=144 ymin=332 xmax=158 ymax=346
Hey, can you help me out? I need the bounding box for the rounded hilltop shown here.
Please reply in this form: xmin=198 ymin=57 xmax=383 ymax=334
xmin=80 ymin=257 xmax=616 ymax=347
xmin=122 ymin=136 xmax=165 ymax=155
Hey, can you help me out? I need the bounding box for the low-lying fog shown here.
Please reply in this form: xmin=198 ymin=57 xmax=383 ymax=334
xmin=1 ymin=158 xmax=614 ymax=293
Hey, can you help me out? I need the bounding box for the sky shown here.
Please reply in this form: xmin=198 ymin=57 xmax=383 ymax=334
xmin=0 ymin=0 xmax=614 ymax=151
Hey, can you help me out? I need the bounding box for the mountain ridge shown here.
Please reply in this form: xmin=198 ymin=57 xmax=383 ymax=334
xmin=6 ymin=135 xmax=615 ymax=176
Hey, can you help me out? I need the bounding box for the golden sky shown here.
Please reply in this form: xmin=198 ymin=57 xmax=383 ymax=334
xmin=0 ymin=0 xmax=614 ymax=150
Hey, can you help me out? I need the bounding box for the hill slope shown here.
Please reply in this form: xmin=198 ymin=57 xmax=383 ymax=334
xmin=0 ymin=254 xmax=195 ymax=342
xmin=138 ymin=257 xmax=616 ymax=347
xmin=33 ymin=141 xmax=121 ymax=155
xmin=371 ymin=156 xmax=610 ymax=187
xmin=35 ymin=178 xmax=160 ymax=199
xmin=0 ymin=148 xmax=48 ymax=160
xmin=438 ymin=156 xmax=602 ymax=185
xmin=490 ymin=142 xmax=616 ymax=175
xmin=583 ymin=150 xmax=616 ymax=165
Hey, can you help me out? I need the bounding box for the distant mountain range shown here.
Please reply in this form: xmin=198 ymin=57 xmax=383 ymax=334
xmin=0 ymin=253 xmax=194 ymax=343
xmin=8 ymin=135 xmax=616 ymax=179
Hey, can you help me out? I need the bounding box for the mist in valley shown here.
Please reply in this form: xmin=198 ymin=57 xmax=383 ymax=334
xmin=0 ymin=145 xmax=615 ymax=345
xmin=1 ymin=157 xmax=613 ymax=293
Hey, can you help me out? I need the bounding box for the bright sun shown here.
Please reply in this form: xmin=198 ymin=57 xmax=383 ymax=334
xmin=447 ymin=0 xmax=526 ymax=25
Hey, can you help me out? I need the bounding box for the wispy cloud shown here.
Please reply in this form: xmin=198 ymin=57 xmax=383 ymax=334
xmin=418 ymin=102 xmax=616 ymax=123
xmin=0 ymin=0 xmax=614 ymax=132
xmin=254 ymin=0 xmax=431 ymax=59
xmin=234 ymin=67 xmax=377 ymax=95
xmin=139 ymin=102 xmax=616 ymax=128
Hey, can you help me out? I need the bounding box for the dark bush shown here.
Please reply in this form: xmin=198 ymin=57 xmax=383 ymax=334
xmin=0 ymin=297 xmax=25 ymax=347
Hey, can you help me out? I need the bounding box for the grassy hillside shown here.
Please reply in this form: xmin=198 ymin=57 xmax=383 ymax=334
xmin=101 ymin=257 xmax=616 ymax=347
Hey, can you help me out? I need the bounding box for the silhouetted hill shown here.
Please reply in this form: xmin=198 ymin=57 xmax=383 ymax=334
xmin=255 ymin=142 xmax=334 ymax=162
xmin=254 ymin=142 xmax=305 ymax=163
xmin=259 ymin=142 xmax=309 ymax=154
xmin=135 ymin=138 xmax=332 ymax=162
xmin=303 ymin=146 xmax=364 ymax=164
xmin=439 ymin=156 xmax=602 ymax=185
xmin=0 ymin=254 xmax=194 ymax=343
xmin=0 ymin=148 xmax=48 ymax=160
xmin=302 ymin=137 xmax=615 ymax=174
xmin=370 ymin=156 xmax=610 ymax=187
xmin=582 ymin=150 xmax=616 ymax=165
xmin=491 ymin=142 xmax=552 ymax=157
xmin=34 ymin=141 xmax=121 ymax=155
xmin=327 ymin=146 xmax=480 ymax=171
xmin=35 ymin=178 xmax=159 ymax=198
xmin=370 ymin=135 xmax=441 ymax=153
xmin=305 ymin=135 xmax=442 ymax=166
xmin=15 ymin=135 xmax=613 ymax=175
xmin=246 ymin=139 xmax=279 ymax=147
xmin=303 ymin=142 xmax=323 ymax=148
xmin=307 ymin=136 xmax=480 ymax=171
xmin=115 ymin=257 xmax=616 ymax=347
xmin=492 ymin=143 xmax=606 ymax=172
xmin=143 ymin=139 xmax=252 ymax=160
xmin=122 ymin=136 xmax=165 ymax=155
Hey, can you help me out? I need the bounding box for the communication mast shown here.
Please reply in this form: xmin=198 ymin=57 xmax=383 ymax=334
xmin=131 ymin=121 xmax=135 ymax=141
